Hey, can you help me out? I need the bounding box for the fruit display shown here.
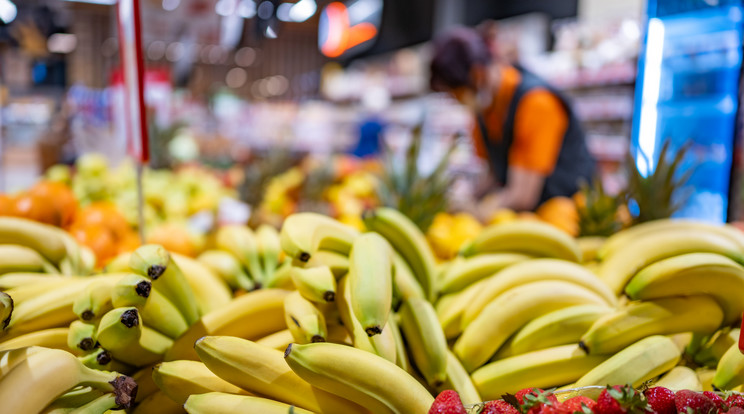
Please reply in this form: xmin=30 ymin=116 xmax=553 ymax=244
xmin=0 ymin=202 xmax=743 ymax=413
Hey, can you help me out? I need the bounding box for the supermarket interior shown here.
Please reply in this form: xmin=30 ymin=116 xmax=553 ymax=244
xmin=0 ymin=0 xmax=744 ymax=413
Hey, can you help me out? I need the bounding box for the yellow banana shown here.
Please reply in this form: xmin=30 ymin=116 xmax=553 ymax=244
xmin=173 ymin=253 xmax=233 ymax=314
xmin=131 ymin=391 xmax=183 ymax=414
xmin=348 ymin=232 xmax=393 ymax=336
xmin=399 ymin=297 xmax=448 ymax=387
xmin=713 ymin=343 xmax=744 ymax=390
xmin=387 ymin=315 xmax=410 ymax=371
xmin=291 ymin=265 xmax=337 ymax=303
xmin=436 ymin=279 xmax=486 ymax=339
xmin=284 ymin=290 xmax=328 ymax=343
xmin=197 ymin=250 xmax=255 ymax=291
xmin=96 ymin=307 xmax=173 ymax=367
xmin=0 ymin=327 xmax=68 ymax=351
xmin=256 ymin=224 xmax=281 ymax=281
xmin=461 ymin=220 xmax=582 ymax=262
xmin=255 ymin=328 xmax=295 ymax=351
xmin=440 ymin=350 xmax=481 ymax=405
xmin=580 ymin=295 xmax=724 ymax=355
xmin=264 ymin=260 xmax=294 ymax=289
xmin=0 ymin=272 xmax=81 ymax=289
xmin=195 ymin=336 xmax=365 ymax=413
xmin=391 ymin=250 xmax=426 ymax=301
xmin=0 ymin=217 xmax=68 ymax=264
xmin=77 ymin=348 xmax=133 ymax=374
xmin=336 ymin=274 xmax=385 ymax=357
xmin=577 ymin=236 xmax=606 ymax=263
xmin=310 ymin=220 xmax=359 ymax=256
xmin=111 ymin=274 xmax=189 ymax=339
xmin=697 ymin=368 xmax=717 ymax=392
xmin=67 ymin=320 xmax=97 ymax=353
xmin=0 ymin=244 xmax=60 ymax=274
xmin=303 ymin=249 xmax=349 ymax=278
xmin=42 ymin=386 xmax=105 ymax=414
xmin=72 ymin=277 xmax=121 ymax=322
xmin=438 ymin=253 xmax=530 ymax=294
xmin=104 ymin=252 xmax=131 ymax=273
xmin=625 ymin=252 xmax=744 ymax=324
xmin=280 ymin=212 xmax=359 ymax=262
xmin=152 ymin=360 xmax=250 ymax=405
xmin=654 ymin=366 xmax=703 ymax=391
xmin=79 ymin=245 xmax=96 ymax=276
xmin=0 ymin=291 xmax=10 ymax=332
xmin=216 ymin=225 xmax=265 ymax=283
xmin=694 ymin=327 xmax=740 ymax=367
xmin=184 ymin=392 xmax=314 ymax=414
xmin=455 ymin=280 xmax=610 ymax=372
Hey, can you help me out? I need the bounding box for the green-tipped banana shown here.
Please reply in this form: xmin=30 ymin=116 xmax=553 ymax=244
xmin=216 ymin=225 xmax=265 ymax=284
xmin=472 ymin=345 xmax=608 ymax=401
xmin=0 ymin=347 xmax=137 ymax=413
xmin=285 ymin=341 xmax=434 ymax=414
xmin=42 ymin=386 xmax=105 ymax=414
xmin=348 ymin=233 xmax=393 ymax=336
xmin=713 ymin=343 xmax=744 ymax=390
xmin=303 ymin=250 xmax=349 ymax=279
xmin=96 ymin=307 xmax=173 ymax=367
xmin=153 ymin=360 xmax=249 ymax=405
xmin=461 ymin=220 xmax=581 ymax=262
xmin=336 ymin=274 xmax=381 ymax=356
xmin=654 ymin=366 xmax=703 ymax=391
xmin=362 ymin=207 xmax=437 ymax=301
xmin=694 ymin=327 xmax=740 ymax=367
xmin=195 ymin=335 xmax=364 ymax=413
xmin=506 ymin=304 xmax=612 ymax=356
xmin=625 ymin=252 xmax=744 ymax=324
xmin=197 ymin=250 xmax=255 ymax=291
xmin=399 ymin=297 xmax=448 ymax=387
xmin=291 ymin=265 xmax=337 ymax=303
xmin=280 ymin=212 xmax=359 ymax=262
xmin=580 ymin=295 xmax=724 ymax=355
xmin=575 ymin=335 xmax=681 ymax=390
xmin=391 ymin=251 xmax=426 ymax=302
xmin=438 ymin=253 xmax=530 ymax=294
xmin=440 ymin=350 xmax=481 ymax=405
xmin=600 ymin=232 xmax=744 ymax=295
xmin=461 ymin=258 xmax=617 ymax=329
xmin=67 ymin=320 xmax=97 ymax=352
xmin=184 ymin=392 xmax=314 ymax=414
xmin=264 ymin=261 xmax=294 ymax=289
xmin=129 ymin=244 xmax=201 ymax=325
xmin=77 ymin=348 xmax=133 ymax=374
xmin=111 ymin=274 xmax=189 ymax=339
xmin=72 ymin=278 xmax=119 ymax=322
xmin=256 ymin=224 xmax=282 ymax=281
xmin=455 ymin=280 xmax=610 ymax=372
xmin=284 ymin=291 xmax=328 ymax=344
xmin=0 ymin=291 xmax=11 ymax=332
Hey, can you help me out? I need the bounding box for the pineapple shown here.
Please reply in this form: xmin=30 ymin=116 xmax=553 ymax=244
xmin=625 ymin=140 xmax=692 ymax=224
xmin=376 ymin=126 xmax=456 ymax=232
xmin=576 ymin=177 xmax=624 ymax=237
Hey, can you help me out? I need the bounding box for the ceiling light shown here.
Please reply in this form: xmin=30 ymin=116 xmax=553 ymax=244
xmin=47 ymin=33 xmax=77 ymax=54
xmin=289 ymin=0 xmax=316 ymax=22
xmin=0 ymin=0 xmax=17 ymax=24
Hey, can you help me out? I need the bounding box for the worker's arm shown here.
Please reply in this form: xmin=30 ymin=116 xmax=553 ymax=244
xmin=477 ymin=167 xmax=546 ymax=216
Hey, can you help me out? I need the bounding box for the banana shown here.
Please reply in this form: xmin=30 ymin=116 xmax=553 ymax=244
xmin=4 ymin=278 xmax=86 ymax=305
xmin=67 ymin=320 xmax=97 ymax=353
xmin=461 ymin=259 xmax=617 ymax=329
xmin=599 ymin=219 xmax=744 ymax=260
xmin=65 ymin=392 xmax=119 ymax=413
xmin=131 ymin=391 xmax=183 ymax=414
xmin=461 ymin=220 xmax=582 ymax=262
xmin=72 ymin=278 xmax=120 ymax=322
xmin=55 ymin=230 xmax=84 ymax=275
xmin=280 ymin=212 xmax=359 ymax=262
xmin=165 ymin=288 xmax=289 ymax=361
xmin=0 ymin=347 xmax=137 ymax=413
xmin=264 ymin=261 xmax=294 ymax=289
xmin=184 ymin=392 xmax=314 ymax=414
xmin=436 ymin=279 xmax=486 ymax=339
xmin=255 ymin=329 xmax=295 ymax=350
xmin=580 ymin=296 xmax=723 ymax=355
xmin=96 ymin=307 xmax=173 ymax=367
xmin=42 ymin=386 xmax=105 ymax=413
xmin=654 ymin=366 xmax=703 ymax=391
xmin=129 ymin=244 xmax=201 ymax=325
xmin=131 ymin=364 xmax=159 ymax=400
xmin=387 ymin=315 xmax=410 ymax=371
xmin=152 ymin=360 xmax=250 ymax=405
xmin=455 ymin=280 xmax=610 ymax=372
xmin=284 ymin=291 xmax=328 ymax=343
xmin=0 ymin=272 xmax=79 ymax=289
xmin=197 ymin=250 xmax=255 ymax=291
xmin=78 ymin=246 xmax=97 ymax=276
xmin=303 ymin=249 xmax=349 ymax=278
xmin=336 ymin=274 xmax=382 ymax=356
xmin=348 ymin=232 xmax=393 ymax=336
xmin=172 ymin=253 xmax=232 ymax=314
xmin=256 ymin=224 xmax=282 ymax=281
xmin=0 ymin=244 xmax=60 ymax=274
xmin=104 ymin=252 xmax=131 ymax=273
xmin=362 ymin=207 xmax=437 ymax=301
xmin=575 ymin=335 xmax=681 ymax=391
xmin=697 ymin=368 xmax=717 ymax=392
xmin=0 ymin=346 xmax=47 ymax=379
xmin=195 ymin=336 xmax=365 ymax=413
xmin=77 ymin=349 xmax=133 ymax=374
xmin=625 ymin=252 xmax=744 ymax=324
xmin=599 ymin=231 xmax=744 ymax=295
xmin=440 ymin=350 xmax=481 ymax=405
xmin=471 ymin=345 xmax=608 ymax=401
xmin=285 ymin=342 xmax=434 ymax=414
xmin=0 ymin=217 xmax=68 ymax=264
xmin=291 ymin=265 xmax=337 ymax=303
xmin=694 ymin=327 xmax=740 ymax=367
xmin=438 ymin=253 xmax=530 ymax=294
xmin=399 ymin=297 xmax=448 ymax=387
xmin=0 ymin=291 xmax=11 ymax=332
xmin=0 ymin=327 xmax=69 ymax=351
xmin=215 ymin=225 xmax=266 ymax=284
xmin=577 ymin=236 xmax=606 ymax=263
xmin=713 ymin=343 xmax=744 ymax=390
xmin=506 ymin=304 xmax=613 ymax=356
xmin=391 ymin=250 xmax=426 ymax=301
xmin=111 ymin=274 xmax=189 ymax=339
xmin=310 ymin=220 xmax=358 ymax=256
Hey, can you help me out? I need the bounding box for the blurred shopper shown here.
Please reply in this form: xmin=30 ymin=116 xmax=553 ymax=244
xmin=430 ymin=27 xmax=595 ymax=215
xmin=350 ymin=86 xmax=390 ymax=158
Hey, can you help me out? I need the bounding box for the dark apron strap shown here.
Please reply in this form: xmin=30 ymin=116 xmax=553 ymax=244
xmin=476 ymin=113 xmax=507 ymax=186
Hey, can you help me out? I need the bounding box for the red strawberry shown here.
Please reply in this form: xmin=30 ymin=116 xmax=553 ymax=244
xmin=674 ymin=390 xmax=715 ymax=414
xmin=429 ymin=390 xmax=466 ymax=414
xmin=595 ymin=385 xmax=650 ymax=414
xmin=644 ymin=387 xmax=675 ymax=414
xmin=482 ymin=400 xmax=520 ymax=414
xmin=728 ymin=394 xmax=744 ymax=409
xmin=703 ymin=391 xmax=727 ymax=412
xmin=516 ymin=388 xmax=559 ymax=414
xmin=728 ymin=407 xmax=744 ymax=414
xmin=560 ymin=396 xmax=596 ymax=414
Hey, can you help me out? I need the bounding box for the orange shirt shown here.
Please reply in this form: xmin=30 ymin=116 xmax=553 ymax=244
xmin=472 ymin=66 xmax=569 ymax=176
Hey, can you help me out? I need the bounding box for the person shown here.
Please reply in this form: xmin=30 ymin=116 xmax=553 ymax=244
xmin=430 ymin=26 xmax=595 ymax=216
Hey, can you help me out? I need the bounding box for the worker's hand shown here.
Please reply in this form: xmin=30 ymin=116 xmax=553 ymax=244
xmin=476 ymin=193 xmax=503 ymax=222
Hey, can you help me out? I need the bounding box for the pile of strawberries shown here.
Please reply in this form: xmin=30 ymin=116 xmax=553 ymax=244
xmin=430 ymin=386 xmax=744 ymax=414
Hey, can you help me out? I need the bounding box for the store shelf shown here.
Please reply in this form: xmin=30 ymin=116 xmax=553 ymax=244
xmin=547 ymin=63 xmax=637 ymax=90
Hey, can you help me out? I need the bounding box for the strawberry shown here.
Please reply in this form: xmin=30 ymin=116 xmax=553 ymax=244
xmin=644 ymin=387 xmax=675 ymax=414
xmin=728 ymin=407 xmax=744 ymax=414
xmin=728 ymin=394 xmax=744 ymax=410
xmin=515 ymin=389 xmax=559 ymax=414
xmin=482 ymin=400 xmax=520 ymax=414
xmin=674 ymin=390 xmax=715 ymax=414
xmin=595 ymin=385 xmax=650 ymax=414
xmin=429 ymin=390 xmax=466 ymax=414
xmin=703 ymin=391 xmax=727 ymax=412
xmin=559 ymin=396 xmax=596 ymax=414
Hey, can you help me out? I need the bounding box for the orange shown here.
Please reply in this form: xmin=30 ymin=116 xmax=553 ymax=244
xmin=0 ymin=194 xmax=17 ymax=216
xmin=146 ymin=224 xmax=197 ymax=257
xmin=69 ymin=224 xmax=117 ymax=268
xmin=28 ymin=180 xmax=78 ymax=228
xmin=73 ymin=202 xmax=131 ymax=239
xmin=13 ymin=192 xmax=61 ymax=226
